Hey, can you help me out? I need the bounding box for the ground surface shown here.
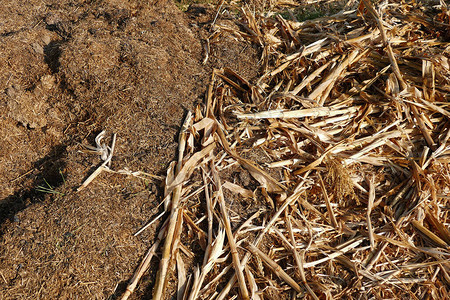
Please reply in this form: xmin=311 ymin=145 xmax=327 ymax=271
xmin=0 ymin=0 xmax=260 ymax=298
xmin=2 ymin=0 xmax=449 ymax=299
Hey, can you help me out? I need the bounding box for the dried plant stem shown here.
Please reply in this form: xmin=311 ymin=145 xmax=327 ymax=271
xmin=367 ymin=177 xmax=376 ymax=250
xmin=153 ymin=112 xmax=192 ymax=300
xmin=361 ymin=0 xmax=407 ymax=89
xmin=176 ymin=252 xmax=187 ymax=300
xmin=134 ymin=211 xmax=165 ymax=237
xmin=425 ymin=210 xmax=450 ymax=245
xmin=310 ymin=50 xmax=359 ymax=105
xmin=411 ymin=220 xmax=448 ymax=248
xmin=411 ymin=105 xmax=435 ymax=149
xmin=202 ymin=167 xmax=213 ymax=267
xmin=77 ymin=133 xmax=117 ymax=191
xmin=198 ymin=264 xmax=232 ymax=296
xmin=286 ymin=213 xmax=319 ymax=300
xmin=318 ymin=173 xmax=338 ymax=229
xmin=245 ymin=242 xmax=302 ymax=293
xmin=206 ymin=71 xmax=216 ymax=117
xmin=211 ymin=163 xmax=250 ymax=300
xmin=77 ymin=165 xmax=107 ymax=192
xmin=215 ymin=121 xmax=286 ymax=193
xmin=237 ymin=105 xmax=363 ymax=120
xmin=188 ymin=229 xmax=225 ymax=300
xmin=285 ymin=213 xmax=302 ymax=279
xmin=303 ymin=238 xmax=364 ymax=268
xmin=291 ymin=60 xmax=334 ymax=95
xmin=121 ymin=218 xmax=169 ymax=300
xmin=216 ymin=175 xmax=311 ymax=300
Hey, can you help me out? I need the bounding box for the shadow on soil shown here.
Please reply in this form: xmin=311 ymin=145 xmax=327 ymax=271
xmin=106 ymin=280 xmax=128 ymax=300
xmin=44 ymin=41 xmax=63 ymax=74
xmin=0 ymin=144 xmax=67 ymax=236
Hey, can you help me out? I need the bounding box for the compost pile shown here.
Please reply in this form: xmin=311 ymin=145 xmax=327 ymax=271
xmin=127 ymin=0 xmax=450 ymax=299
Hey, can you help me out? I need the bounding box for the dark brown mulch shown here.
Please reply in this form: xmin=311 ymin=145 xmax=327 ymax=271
xmin=0 ymin=0 xmax=259 ymax=299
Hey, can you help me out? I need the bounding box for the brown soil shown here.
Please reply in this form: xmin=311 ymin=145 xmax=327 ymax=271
xmin=0 ymin=0 xmax=259 ymax=299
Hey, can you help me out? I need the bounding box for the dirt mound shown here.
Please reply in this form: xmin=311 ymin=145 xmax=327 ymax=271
xmin=0 ymin=0 xmax=259 ymax=298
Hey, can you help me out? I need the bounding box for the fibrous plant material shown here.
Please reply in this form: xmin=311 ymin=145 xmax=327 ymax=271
xmin=77 ymin=131 xmax=161 ymax=193
xmin=152 ymin=111 xmax=192 ymax=300
xmin=212 ymin=164 xmax=250 ymax=300
xmin=125 ymin=0 xmax=450 ymax=298
xmin=77 ymin=131 xmax=116 ymax=192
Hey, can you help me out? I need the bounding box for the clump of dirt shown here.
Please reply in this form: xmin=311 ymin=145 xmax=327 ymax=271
xmin=0 ymin=0 xmax=260 ymax=299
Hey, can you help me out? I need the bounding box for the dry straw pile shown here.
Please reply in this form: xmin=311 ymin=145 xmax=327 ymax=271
xmin=124 ymin=0 xmax=450 ymax=298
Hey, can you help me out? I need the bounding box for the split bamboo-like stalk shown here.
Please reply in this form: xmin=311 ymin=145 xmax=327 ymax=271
xmin=411 ymin=220 xmax=449 ymax=248
xmin=152 ymin=112 xmax=192 ymax=300
xmin=367 ymin=177 xmax=376 ymax=250
xmin=176 ymin=252 xmax=187 ymax=300
xmin=211 ymin=163 xmax=250 ymax=300
xmin=360 ymin=0 xmax=407 ymax=90
xmin=302 ymin=238 xmax=364 ymax=268
xmin=201 ymin=167 xmax=213 ymax=267
xmin=121 ymin=218 xmax=169 ymax=300
xmin=187 ymin=228 xmax=225 ymax=300
xmin=285 ymin=213 xmax=319 ymax=300
xmin=236 ymin=105 xmax=363 ymax=120
xmin=318 ymin=173 xmax=338 ymax=229
xmin=216 ymin=174 xmax=311 ymax=300
xmin=245 ymin=242 xmax=302 ymax=293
